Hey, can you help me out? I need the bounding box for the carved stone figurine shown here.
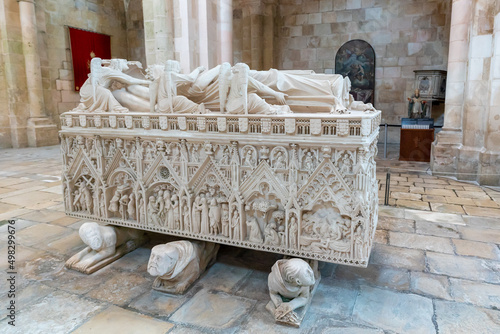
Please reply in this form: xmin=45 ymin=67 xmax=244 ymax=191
xmin=266 ymin=258 xmax=316 ymax=327
xmin=148 ymin=240 xmax=219 ymax=294
xmin=407 ymin=89 xmax=427 ymax=119
xmin=66 ymin=222 xmax=146 ymax=274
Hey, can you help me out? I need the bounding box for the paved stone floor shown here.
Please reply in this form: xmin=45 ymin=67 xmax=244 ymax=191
xmin=0 ymin=145 xmax=499 ymax=333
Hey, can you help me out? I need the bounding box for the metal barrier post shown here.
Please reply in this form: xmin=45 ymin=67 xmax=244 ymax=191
xmin=384 ymin=170 xmax=391 ymax=205
xmin=384 ymin=123 xmax=388 ymax=159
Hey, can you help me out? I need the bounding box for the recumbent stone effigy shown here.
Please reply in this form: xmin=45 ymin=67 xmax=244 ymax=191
xmin=60 ymin=58 xmax=381 ymax=326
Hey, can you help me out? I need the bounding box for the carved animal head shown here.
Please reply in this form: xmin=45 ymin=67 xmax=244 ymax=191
xmin=79 ymin=222 xmax=104 ymax=250
xmin=148 ymin=244 xmax=180 ymax=277
xmin=282 ymin=258 xmax=315 ymax=287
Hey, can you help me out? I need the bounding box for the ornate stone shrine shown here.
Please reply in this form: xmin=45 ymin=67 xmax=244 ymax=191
xmin=60 ymin=58 xmax=381 ymax=268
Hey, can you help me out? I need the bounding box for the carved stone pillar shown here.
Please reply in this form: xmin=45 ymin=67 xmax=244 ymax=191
xmin=431 ymin=0 xmax=473 ymax=178
xmin=431 ymin=0 xmax=500 ymax=185
xmin=142 ymin=0 xmax=174 ymax=66
xmin=18 ymin=0 xmax=58 ymax=146
xmin=239 ymin=0 xmax=276 ymax=70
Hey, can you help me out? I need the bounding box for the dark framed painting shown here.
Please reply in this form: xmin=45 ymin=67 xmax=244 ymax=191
xmin=335 ymin=40 xmax=376 ymax=106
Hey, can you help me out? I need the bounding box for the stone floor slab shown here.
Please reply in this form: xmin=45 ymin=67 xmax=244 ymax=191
xmin=369 ymin=244 xmax=425 ymax=271
xmin=463 ymin=206 xmax=500 ymax=218
xmin=17 ymin=252 xmax=66 ymax=282
xmin=377 ymin=216 xmax=415 ymax=233
xmin=0 ymin=202 xmax=22 ymax=215
xmin=335 ymin=264 xmax=410 ymax=291
xmin=196 ymin=261 xmax=251 ymax=293
xmin=429 ymin=202 xmax=465 ymax=214
xmin=352 ymin=285 xmax=435 ymax=334
xmin=445 ymin=196 xmax=476 ymax=206
xmin=45 ymin=266 xmax=117 ymax=295
xmin=107 ymin=247 xmax=151 ymax=272
xmin=0 ymin=290 xmax=104 ymax=334
xmin=0 ymin=245 xmax=40 ymax=271
xmin=391 ymin=192 xmax=421 ymax=201
xmin=0 ymin=208 xmax=32 ymax=221
xmin=473 ymin=199 xmax=500 ymax=208
xmin=309 ymin=278 xmax=358 ymax=319
xmin=16 ymin=223 xmax=70 ymax=247
xmin=409 ymin=186 xmax=425 ymax=194
xmin=233 ymin=270 xmax=270 ymax=301
xmin=39 ymin=185 xmax=63 ymax=194
xmin=73 ymin=306 xmax=174 ymax=334
xmin=0 ymin=190 xmax=61 ymax=206
xmin=455 ymin=191 xmax=490 ymax=199
xmin=452 ymin=239 xmax=500 ymax=260
xmin=0 ymin=218 xmax=37 ymax=233
xmin=389 ymin=232 xmax=454 ymax=254
xmin=45 ymin=231 xmax=86 ymax=256
xmin=0 ymin=177 xmax=32 ymax=187
xmin=415 ymin=220 xmax=461 ymax=238
xmin=0 ymin=282 xmax=56 ymax=320
xmin=449 ymin=278 xmax=500 ymax=309
xmin=427 ymin=252 xmax=500 ymax=284
xmin=410 ymin=272 xmax=451 ymax=300
xmin=435 ymin=300 xmax=500 ymax=334
xmin=396 ymin=199 xmax=430 ymax=211
xmin=170 ymin=289 xmax=255 ymax=330
xmin=378 ymin=205 xmax=405 ymax=218
xmin=86 ymin=272 xmax=152 ymax=306
xmin=374 ymin=229 xmax=388 ymax=244
xmin=422 ymin=195 xmax=447 ymax=203
xmin=458 ymin=226 xmax=500 ymax=244
xmin=425 ymin=188 xmax=456 ymax=197
xmin=404 ymin=209 xmax=465 ymax=225
xmin=128 ymin=289 xmax=190 ymax=318
xmin=463 ymin=215 xmax=500 ymax=230
xmin=17 ymin=209 xmax=67 ymax=223
xmin=50 ymin=216 xmax=80 ymax=226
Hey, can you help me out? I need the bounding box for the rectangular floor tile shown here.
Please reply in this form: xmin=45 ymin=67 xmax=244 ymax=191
xmin=73 ymin=306 xmax=174 ymax=334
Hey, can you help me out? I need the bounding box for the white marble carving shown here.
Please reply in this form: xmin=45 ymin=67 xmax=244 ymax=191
xmin=148 ymin=240 xmax=219 ymax=294
xmin=69 ymin=58 xmax=380 ymax=115
xmin=73 ymin=58 xmax=151 ymax=113
xmin=65 ymin=222 xmax=146 ymax=274
xmin=60 ymin=60 xmax=381 ymax=267
xmin=266 ymin=258 xmax=318 ymax=327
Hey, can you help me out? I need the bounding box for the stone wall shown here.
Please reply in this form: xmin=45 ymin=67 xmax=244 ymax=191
xmin=42 ymin=0 xmax=129 ymax=119
xmin=0 ymin=0 xmax=144 ymax=148
xmin=233 ymin=0 xmax=452 ymax=142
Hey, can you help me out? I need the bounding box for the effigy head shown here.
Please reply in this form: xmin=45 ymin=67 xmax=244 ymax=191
xmin=282 ymin=258 xmax=315 ymax=288
xmin=165 ymin=60 xmax=181 ymax=73
xmin=90 ymin=57 xmax=103 ymax=74
xmin=110 ymin=58 xmax=129 ymax=72
xmin=148 ymin=244 xmax=180 ymax=276
xmin=79 ymin=222 xmax=104 ymax=250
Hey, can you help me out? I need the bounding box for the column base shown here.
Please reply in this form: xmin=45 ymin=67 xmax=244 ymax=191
xmin=27 ymin=117 xmax=59 ymax=147
xmin=432 ymin=131 xmax=500 ymax=186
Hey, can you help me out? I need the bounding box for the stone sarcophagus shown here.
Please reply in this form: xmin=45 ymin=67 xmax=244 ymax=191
xmin=59 ymin=59 xmax=381 ymax=267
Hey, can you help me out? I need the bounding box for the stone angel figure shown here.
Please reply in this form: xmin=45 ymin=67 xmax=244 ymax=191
xmin=225 ymin=63 xmax=290 ymax=115
xmin=156 ymin=60 xmax=207 ymax=114
xmin=73 ymin=58 xmax=151 ymax=113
